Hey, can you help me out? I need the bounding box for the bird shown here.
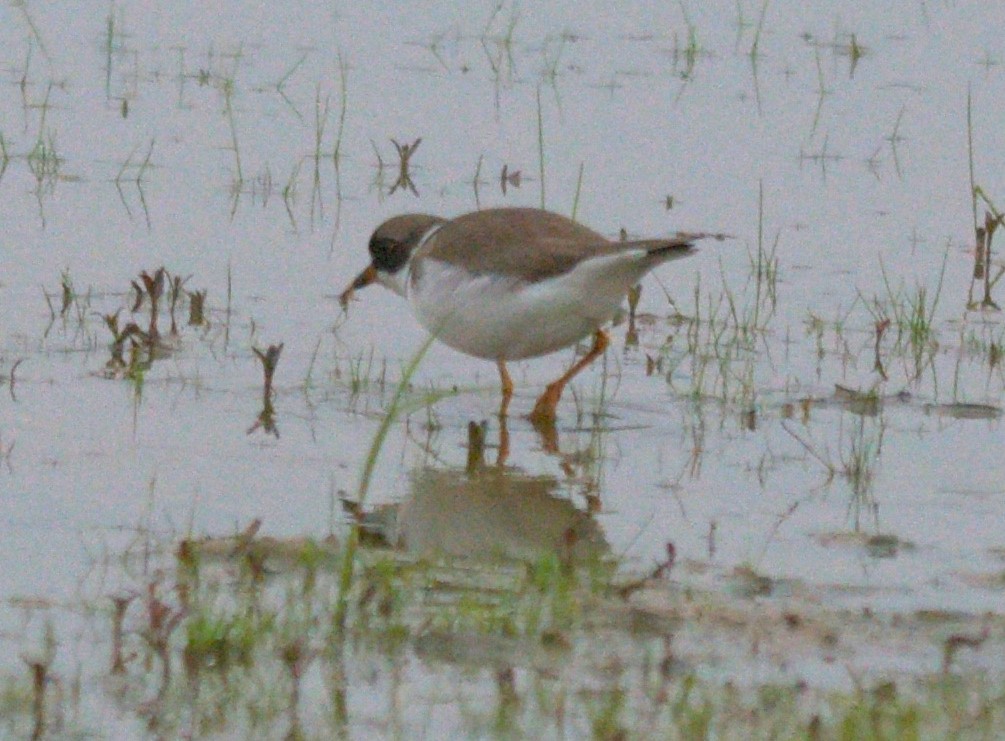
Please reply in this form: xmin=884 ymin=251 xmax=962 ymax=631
xmin=340 ymin=207 xmax=713 ymax=423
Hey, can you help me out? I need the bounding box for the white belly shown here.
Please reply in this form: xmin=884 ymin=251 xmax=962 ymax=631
xmin=407 ymin=254 xmax=655 ymax=360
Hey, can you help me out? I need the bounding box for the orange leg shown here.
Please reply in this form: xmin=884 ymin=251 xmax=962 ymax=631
xmin=529 ymin=329 xmax=610 ymax=424
xmin=497 ymin=411 xmax=511 ymax=466
xmin=497 ymin=360 xmax=514 ymax=419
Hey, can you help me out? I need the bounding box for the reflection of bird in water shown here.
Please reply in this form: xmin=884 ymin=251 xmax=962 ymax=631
xmin=351 ymin=465 xmax=607 ymax=564
xmin=402 ymin=467 xmax=607 ymax=562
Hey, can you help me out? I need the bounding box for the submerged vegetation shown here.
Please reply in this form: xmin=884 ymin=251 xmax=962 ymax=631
xmin=1 ymin=519 xmax=1003 ymax=737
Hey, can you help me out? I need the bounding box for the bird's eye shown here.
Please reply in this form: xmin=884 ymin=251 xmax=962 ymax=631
xmin=369 ymin=237 xmax=410 ymax=274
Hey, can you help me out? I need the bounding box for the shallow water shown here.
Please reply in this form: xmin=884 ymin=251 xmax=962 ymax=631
xmin=0 ymin=0 xmax=1003 ymax=735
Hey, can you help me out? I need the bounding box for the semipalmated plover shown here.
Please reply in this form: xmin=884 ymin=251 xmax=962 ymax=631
xmin=340 ymin=207 xmax=710 ymax=422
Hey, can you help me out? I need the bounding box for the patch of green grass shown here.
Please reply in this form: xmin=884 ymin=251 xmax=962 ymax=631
xmin=343 ymin=348 xmax=386 ymax=396
xmin=184 ymin=607 xmax=270 ymax=672
xmin=856 ymin=247 xmax=947 ymax=382
xmin=26 ymin=129 xmax=61 ymax=184
xmin=2 ymin=520 xmax=1000 ymax=739
xmin=656 ymin=262 xmax=770 ymax=407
